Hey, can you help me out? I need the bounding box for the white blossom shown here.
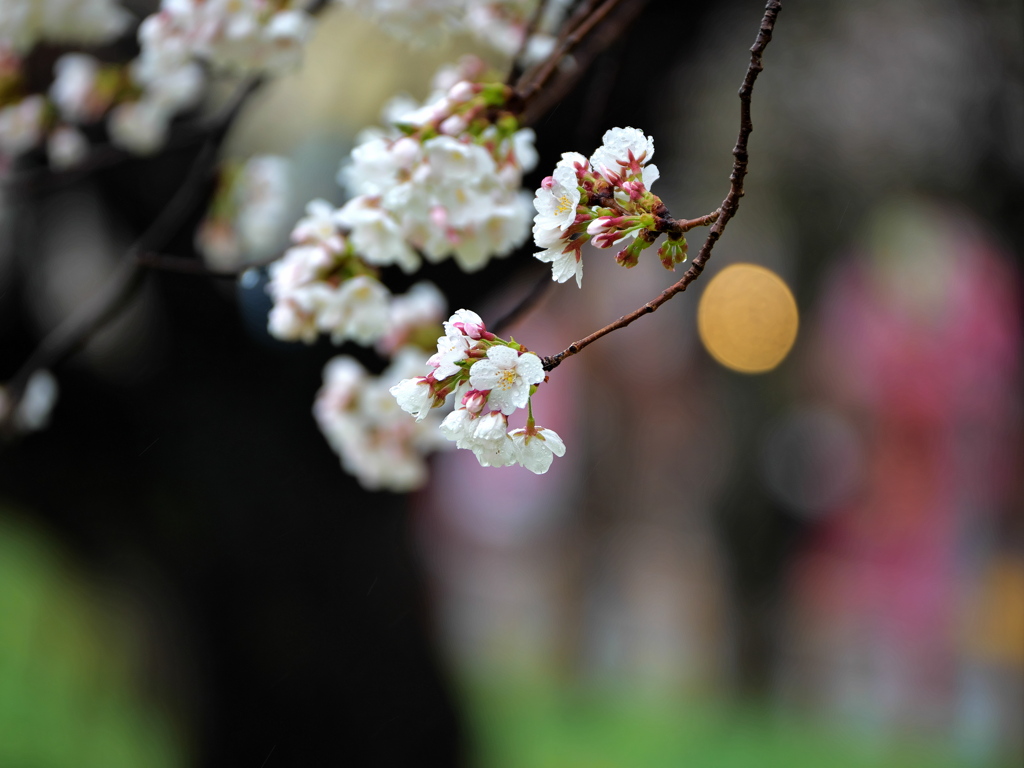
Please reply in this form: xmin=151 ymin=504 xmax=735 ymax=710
xmin=390 ymin=376 xmax=434 ymax=421
xmin=0 ymin=95 xmax=45 ymax=157
xmin=439 ymin=407 xmax=479 ymax=447
xmin=292 ymin=199 xmax=344 ymax=253
xmin=428 ymin=331 xmax=470 ymax=380
xmin=379 ymin=281 xmax=446 ymax=354
xmin=335 ymin=195 xmax=421 ymax=273
xmin=49 ymin=54 xmax=101 ymax=123
xmin=136 ymin=0 xmax=315 ymax=78
xmin=334 ymin=62 xmax=536 ymax=274
xmin=138 ymin=61 xmax=205 ymax=114
xmin=0 ymin=370 xmax=59 ymax=433
xmin=467 ymin=411 xmax=517 ymax=467
xmin=197 ymin=155 xmax=291 ymax=270
xmin=533 ymin=164 xmax=581 ymax=233
xmin=265 ymin=240 xmax=392 ymax=347
xmin=326 ymin=275 xmax=391 ymax=345
xmin=534 ymin=240 xmax=583 ymax=288
xmin=590 ymin=126 xmax=656 ymax=180
xmin=107 ymin=100 xmax=170 ymax=155
xmin=268 ymin=245 xmax=332 ymax=294
xmin=443 ymin=308 xmax=487 ymax=339
xmin=338 ymin=0 xmax=571 ymax=62
xmin=440 ymin=408 xmax=516 ymax=467
xmin=268 ymin=298 xmax=318 ymax=343
xmin=47 ymin=125 xmax=89 ymax=170
xmin=235 ymin=155 xmax=291 ymax=259
xmin=0 ymin=0 xmax=131 ymax=54
xmin=509 ymin=426 xmax=565 ymax=474
xmin=261 ymin=9 xmax=314 ymax=73
xmin=317 ymin=356 xmax=367 ymax=415
xmin=468 ymin=346 xmax=544 ymax=415
xmin=316 ymin=349 xmax=448 ymax=492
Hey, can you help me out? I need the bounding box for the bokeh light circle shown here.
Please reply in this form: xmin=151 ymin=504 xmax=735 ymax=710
xmin=697 ymin=263 xmax=799 ymax=374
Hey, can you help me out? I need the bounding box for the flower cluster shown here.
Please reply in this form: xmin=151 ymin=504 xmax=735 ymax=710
xmin=196 ymin=155 xmax=291 ymax=271
xmin=391 ymin=309 xmax=565 ymax=473
xmin=1 ymin=0 xmax=318 ymax=167
xmin=339 ymin=0 xmax=570 ymax=62
xmin=337 ymin=56 xmax=537 ymax=273
xmin=0 ymin=0 xmax=131 ymax=55
xmin=314 ymin=348 xmax=449 ymax=492
xmin=532 ymin=127 xmax=688 ymax=288
xmin=267 ymin=199 xmax=390 ymax=345
xmin=0 ymin=0 xmax=130 ymax=168
xmin=0 ymin=47 xmax=200 ymax=167
xmin=137 ymin=0 xmax=313 ymax=77
xmin=115 ymin=0 xmax=314 ymax=154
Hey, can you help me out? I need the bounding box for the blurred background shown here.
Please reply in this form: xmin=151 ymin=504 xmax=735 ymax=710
xmin=1 ymin=0 xmax=1022 ymax=766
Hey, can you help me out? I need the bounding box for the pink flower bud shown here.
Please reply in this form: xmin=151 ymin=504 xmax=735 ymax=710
xmin=452 ymin=319 xmax=484 ymax=338
xmin=462 ymin=389 xmax=488 ymax=414
xmin=447 ymin=309 xmax=489 ymax=340
xmin=594 ymin=230 xmax=627 ymax=249
xmin=440 ymin=114 xmax=467 ymax=136
xmin=601 ymin=167 xmax=623 ymax=186
xmin=447 ymin=81 xmax=476 ymax=103
xmin=620 ymin=180 xmax=644 ymax=201
xmin=586 ymin=216 xmax=618 ymax=236
xmin=430 ymin=205 xmax=448 ymax=229
xmin=391 ymin=136 xmax=420 ymax=165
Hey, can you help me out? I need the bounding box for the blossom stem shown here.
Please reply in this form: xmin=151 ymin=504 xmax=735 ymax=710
xmin=541 ymin=0 xmax=782 ymax=372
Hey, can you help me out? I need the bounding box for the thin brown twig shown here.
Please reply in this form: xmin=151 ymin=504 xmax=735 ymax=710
xmin=517 ymin=0 xmax=648 ymax=127
xmin=1 ymin=140 xmax=217 ymax=417
xmin=505 ymin=0 xmax=551 ymax=86
xmin=513 ymin=0 xmax=625 ymax=113
xmin=541 ymin=0 xmax=782 ymax=372
xmin=657 ymin=209 xmax=721 ymax=235
xmin=490 ymin=268 xmax=553 ymax=335
xmin=135 ymin=252 xmax=265 ymax=278
xmin=547 ymin=0 xmax=604 ymax=59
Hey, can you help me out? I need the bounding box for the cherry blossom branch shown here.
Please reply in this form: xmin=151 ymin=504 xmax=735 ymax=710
xmin=657 ymin=209 xmax=721 ymax=235
xmin=540 ymin=0 xmax=782 ymax=372
xmin=512 ymin=0 xmax=627 ymax=114
xmin=505 ymin=0 xmax=550 ymax=86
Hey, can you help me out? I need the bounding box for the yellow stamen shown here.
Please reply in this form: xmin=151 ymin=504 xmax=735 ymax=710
xmin=497 ymin=369 xmax=517 ymax=391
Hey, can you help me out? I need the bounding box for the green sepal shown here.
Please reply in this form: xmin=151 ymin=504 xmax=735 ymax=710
xmin=480 ymin=83 xmax=509 ymax=107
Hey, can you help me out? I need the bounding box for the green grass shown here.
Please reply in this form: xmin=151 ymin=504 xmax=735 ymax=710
xmin=461 ymin=674 xmax=983 ymax=768
xmin=0 ymin=512 xmax=185 ymax=768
